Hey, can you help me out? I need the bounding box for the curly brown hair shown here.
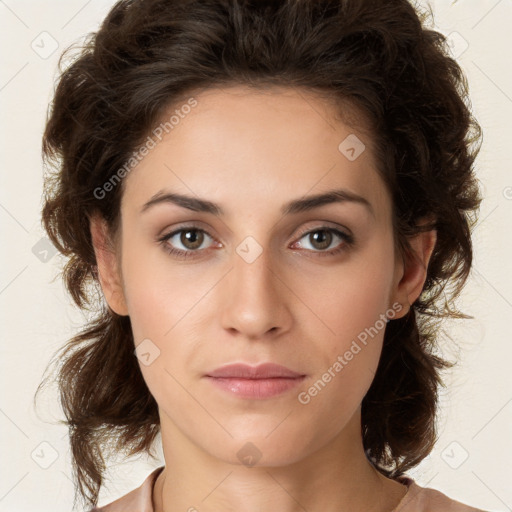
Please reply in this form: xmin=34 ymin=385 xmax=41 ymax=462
xmin=37 ymin=0 xmax=483 ymax=508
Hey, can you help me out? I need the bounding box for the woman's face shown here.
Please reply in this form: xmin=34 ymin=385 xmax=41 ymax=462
xmin=97 ymin=85 xmax=413 ymax=466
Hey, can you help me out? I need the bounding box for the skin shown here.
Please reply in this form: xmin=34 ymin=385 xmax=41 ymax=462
xmin=90 ymin=85 xmax=437 ymax=512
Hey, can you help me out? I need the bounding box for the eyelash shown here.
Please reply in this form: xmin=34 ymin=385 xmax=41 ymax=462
xmin=157 ymin=225 xmax=355 ymax=260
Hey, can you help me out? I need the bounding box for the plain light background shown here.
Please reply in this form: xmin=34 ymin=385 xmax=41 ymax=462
xmin=0 ymin=0 xmax=511 ymax=510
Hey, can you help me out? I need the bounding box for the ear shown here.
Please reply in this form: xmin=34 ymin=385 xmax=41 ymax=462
xmin=390 ymin=218 xmax=437 ymax=319
xmin=89 ymin=212 xmax=129 ymax=316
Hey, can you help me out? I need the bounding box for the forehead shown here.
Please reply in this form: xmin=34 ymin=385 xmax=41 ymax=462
xmin=121 ymin=85 xmax=391 ymax=222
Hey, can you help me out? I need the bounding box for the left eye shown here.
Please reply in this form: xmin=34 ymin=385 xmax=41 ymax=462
xmin=293 ymin=228 xmax=353 ymax=253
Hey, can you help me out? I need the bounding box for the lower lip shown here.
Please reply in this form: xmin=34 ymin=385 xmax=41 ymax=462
xmin=205 ymin=376 xmax=306 ymax=399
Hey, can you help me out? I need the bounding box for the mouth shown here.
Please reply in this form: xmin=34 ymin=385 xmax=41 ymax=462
xmin=205 ymin=375 xmax=306 ymax=399
xmin=204 ymin=362 xmax=306 ymax=399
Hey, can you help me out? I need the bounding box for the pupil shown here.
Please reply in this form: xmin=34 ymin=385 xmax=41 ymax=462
xmin=312 ymin=230 xmax=331 ymax=249
xmin=182 ymin=230 xmax=202 ymax=249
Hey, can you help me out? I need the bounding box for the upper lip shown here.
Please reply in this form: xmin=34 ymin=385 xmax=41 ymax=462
xmin=206 ymin=363 xmax=304 ymax=379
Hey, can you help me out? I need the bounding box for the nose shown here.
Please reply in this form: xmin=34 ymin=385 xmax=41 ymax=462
xmin=220 ymin=240 xmax=292 ymax=340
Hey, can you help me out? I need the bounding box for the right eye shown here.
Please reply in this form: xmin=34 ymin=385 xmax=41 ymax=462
xmin=157 ymin=226 xmax=219 ymax=259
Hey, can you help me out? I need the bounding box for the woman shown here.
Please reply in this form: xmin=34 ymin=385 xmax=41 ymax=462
xmin=39 ymin=0 xmax=487 ymax=510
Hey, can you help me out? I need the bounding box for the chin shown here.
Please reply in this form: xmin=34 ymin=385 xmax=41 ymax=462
xmin=204 ymin=427 xmax=321 ymax=469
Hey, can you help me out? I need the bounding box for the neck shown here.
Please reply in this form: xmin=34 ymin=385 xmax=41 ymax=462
xmin=153 ymin=410 xmax=408 ymax=512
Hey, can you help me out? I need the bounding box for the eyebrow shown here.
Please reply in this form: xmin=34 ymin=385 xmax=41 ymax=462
xmin=140 ymin=187 xmax=375 ymax=218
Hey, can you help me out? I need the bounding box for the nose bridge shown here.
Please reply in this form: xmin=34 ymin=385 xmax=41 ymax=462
xmin=220 ymin=235 xmax=290 ymax=337
xmin=235 ymin=236 xmax=275 ymax=294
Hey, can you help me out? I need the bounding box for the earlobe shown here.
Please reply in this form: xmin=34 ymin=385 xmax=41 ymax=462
xmin=89 ymin=213 xmax=129 ymax=316
xmin=391 ymin=222 xmax=437 ymax=319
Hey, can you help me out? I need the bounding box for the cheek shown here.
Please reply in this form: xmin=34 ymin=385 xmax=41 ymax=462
xmin=295 ymin=238 xmax=395 ymax=403
xmin=298 ymin=240 xmax=395 ymax=351
xmin=295 ymin=290 xmax=390 ymax=438
xmin=120 ymin=243 xmax=214 ymax=398
xmin=120 ymin=240 xmax=207 ymax=342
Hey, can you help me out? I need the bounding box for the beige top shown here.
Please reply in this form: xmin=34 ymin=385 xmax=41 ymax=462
xmin=91 ymin=467 xmax=489 ymax=512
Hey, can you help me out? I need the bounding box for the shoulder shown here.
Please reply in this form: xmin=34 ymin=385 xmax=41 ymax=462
xmin=88 ymin=468 xmax=490 ymax=512
xmin=89 ymin=467 xmax=164 ymax=512
xmin=396 ymin=476 xmax=490 ymax=512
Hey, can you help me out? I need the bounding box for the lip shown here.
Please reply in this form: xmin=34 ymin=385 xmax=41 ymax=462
xmin=205 ymin=363 xmax=306 ymax=399
xmin=206 ymin=362 xmax=304 ymax=379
